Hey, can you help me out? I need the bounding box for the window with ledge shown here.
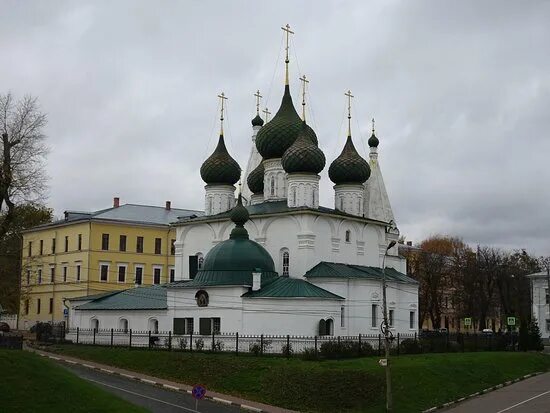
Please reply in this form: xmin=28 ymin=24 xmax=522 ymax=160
xmin=28 ymin=241 xmax=32 ymax=257
xmin=39 ymin=240 xmax=43 ymax=255
xmin=170 ymin=268 xmax=175 ymax=283
xmin=136 ymin=236 xmax=144 ymax=253
xmin=76 ymin=264 xmax=81 ymax=282
xmin=153 ymin=267 xmax=161 ymax=284
xmin=371 ymin=304 xmax=378 ymax=328
xmin=410 ymin=311 xmax=415 ymax=329
xmin=389 ymin=309 xmax=394 ymax=327
xmin=50 ymin=267 xmax=55 ymax=283
xmin=118 ymin=265 xmax=126 ymax=283
xmin=340 ymin=306 xmax=345 ymax=327
xmin=64 ymin=236 xmax=69 ymax=252
xmin=37 ymin=269 xmax=42 ymax=284
xmin=100 ymin=264 xmax=109 ymax=282
xmin=119 ymin=235 xmax=127 ymax=252
xmin=281 ymin=249 xmax=289 ymax=276
xmin=78 ymin=234 xmax=82 ymax=250
xmin=318 ymin=318 xmax=334 ymax=336
xmin=52 ymin=238 xmax=56 ymax=254
xmin=119 ymin=318 xmax=129 ymax=333
xmin=148 ymin=318 xmax=159 ymax=333
xmin=345 ymin=230 xmax=351 ymax=243
xmin=63 ymin=266 xmax=68 ymax=283
xmin=37 ymin=298 xmax=41 ymax=314
xmin=135 ymin=266 xmax=143 ymax=285
xmin=101 ymin=234 xmax=109 ymax=250
xmin=155 ymin=238 xmax=162 ymax=255
xmin=49 ymin=298 xmax=53 ymax=314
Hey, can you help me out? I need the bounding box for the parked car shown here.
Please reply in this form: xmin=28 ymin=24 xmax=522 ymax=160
xmin=482 ymin=328 xmax=493 ymax=335
xmin=0 ymin=322 xmax=10 ymax=333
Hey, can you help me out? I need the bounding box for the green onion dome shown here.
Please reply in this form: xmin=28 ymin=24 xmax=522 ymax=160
xmin=368 ymin=131 xmax=379 ymax=148
xmin=247 ymin=161 xmax=264 ymax=194
xmin=200 ymin=134 xmax=241 ymax=185
xmin=282 ymin=122 xmax=326 ymax=174
xmin=329 ymin=135 xmax=371 ymax=184
xmin=255 ymin=85 xmax=318 ymax=159
xmin=251 ymin=114 xmax=264 ymax=127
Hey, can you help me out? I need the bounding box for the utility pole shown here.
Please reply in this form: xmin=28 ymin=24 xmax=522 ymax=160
xmin=382 ymin=239 xmax=397 ymax=412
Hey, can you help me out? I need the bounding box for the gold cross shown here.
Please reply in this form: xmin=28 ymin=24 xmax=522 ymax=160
xmin=345 ymin=90 xmax=354 ymax=137
xmin=281 ymin=24 xmax=294 ymax=85
xmin=254 ymin=90 xmax=262 ymax=115
xmin=218 ymin=92 xmax=228 ymax=135
xmin=262 ymin=107 xmax=271 ymax=123
xmin=299 ymin=75 xmax=309 ymax=121
xmin=372 ymin=118 xmax=376 ymax=134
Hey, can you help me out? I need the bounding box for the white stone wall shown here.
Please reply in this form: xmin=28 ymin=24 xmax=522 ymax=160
xmin=263 ymin=158 xmax=287 ymax=201
xmin=287 ymin=174 xmax=320 ymax=208
xmin=531 ymin=276 xmax=550 ymax=339
xmin=68 ymin=309 xmax=168 ymax=332
xmin=334 ymin=184 xmax=364 ymax=216
xmin=175 ymin=211 xmax=404 ymax=280
xmin=204 ymin=184 xmax=235 ymax=216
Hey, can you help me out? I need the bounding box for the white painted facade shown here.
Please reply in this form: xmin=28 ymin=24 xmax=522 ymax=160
xmin=528 ymin=271 xmax=550 ymax=341
xmin=287 ymin=173 xmax=320 ymax=208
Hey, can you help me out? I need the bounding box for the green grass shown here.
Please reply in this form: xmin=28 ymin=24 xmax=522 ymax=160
xmin=0 ymin=349 xmax=147 ymax=413
xmin=48 ymin=345 xmax=550 ymax=412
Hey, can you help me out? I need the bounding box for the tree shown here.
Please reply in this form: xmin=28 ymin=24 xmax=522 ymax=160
xmin=0 ymin=204 xmax=52 ymax=312
xmin=0 ymin=93 xmax=48 ymax=239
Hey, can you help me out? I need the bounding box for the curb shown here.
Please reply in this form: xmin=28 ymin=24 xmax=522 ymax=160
xmin=39 ymin=352 xmax=268 ymax=412
xmin=421 ymin=372 xmax=544 ymax=412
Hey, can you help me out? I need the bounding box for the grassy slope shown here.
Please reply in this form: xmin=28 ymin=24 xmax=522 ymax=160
xmin=0 ymin=349 xmax=147 ymax=413
xmin=49 ymin=345 xmax=550 ymax=413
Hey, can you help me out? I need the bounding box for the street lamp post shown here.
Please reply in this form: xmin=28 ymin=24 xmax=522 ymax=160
xmin=382 ymin=239 xmax=397 ymax=412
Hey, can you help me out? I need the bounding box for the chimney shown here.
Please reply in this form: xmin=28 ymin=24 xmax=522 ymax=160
xmin=113 ymin=197 xmax=120 ymax=208
xmin=165 ymin=200 xmax=171 ymax=211
xmin=252 ymin=270 xmax=261 ymax=291
xmin=407 ymin=241 xmax=412 ymax=246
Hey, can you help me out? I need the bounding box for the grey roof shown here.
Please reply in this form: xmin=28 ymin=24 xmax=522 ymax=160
xmin=27 ymin=203 xmax=203 ymax=232
xmin=526 ymin=270 xmax=550 ymax=279
xmin=305 ymin=261 xmax=418 ymax=284
xmin=175 ymin=201 xmax=387 ymax=226
xmin=75 ymin=285 xmax=167 ymax=310
xmin=242 ymin=277 xmax=344 ymax=299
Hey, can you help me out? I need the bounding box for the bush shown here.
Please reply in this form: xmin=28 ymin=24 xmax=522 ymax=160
xmin=528 ymin=321 xmax=544 ymax=351
xmin=194 ymin=338 xmax=204 ymax=351
xmin=302 ymin=347 xmax=318 ymax=361
xmin=249 ymin=339 xmax=272 ymax=355
xmin=319 ymin=339 xmax=372 ymax=359
xmin=400 ymin=338 xmax=421 ymax=354
xmin=212 ymin=340 xmax=224 ymax=352
xmin=35 ymin=322 xmax=53 ymax=342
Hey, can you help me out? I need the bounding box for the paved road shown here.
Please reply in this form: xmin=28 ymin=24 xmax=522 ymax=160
xmin=61 ymin=363 xmax=242 ymax=413
xmin=445 ymin=372 xmax=550 ymax=413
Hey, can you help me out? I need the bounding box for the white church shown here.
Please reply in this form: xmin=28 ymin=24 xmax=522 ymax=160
xmin=67 ymin=29 xmax=419 ymax=339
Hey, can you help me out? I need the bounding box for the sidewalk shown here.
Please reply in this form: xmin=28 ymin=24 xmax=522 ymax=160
xmin=27 ymin=346 xmax=299 ymax=413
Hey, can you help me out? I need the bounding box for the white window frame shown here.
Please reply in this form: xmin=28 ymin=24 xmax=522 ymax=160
xmin=99 ymin=262 xmax=110 ymax=283
xmin=153 ymin=265 xmax=163 ymax=285
xmin=281 ymin=248 xmax=290 ymax=276
xmin=117 ymin=263 xmax=128 ymax=283
xmin=409 ymin=311 xmax=416 ymax=330
xmin=134 ymin=264 xmax=144 ymax=285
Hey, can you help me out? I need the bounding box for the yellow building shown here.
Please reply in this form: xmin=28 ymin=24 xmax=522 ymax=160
xmin=19 ymin=198 xmax=201 ymax=328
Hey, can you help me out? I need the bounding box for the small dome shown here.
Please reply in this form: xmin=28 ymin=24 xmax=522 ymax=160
xmin=282 ymin=122 xmax=325 ymax=174
xmin=200 ymin=134 xmax=241 ymax=185
xmin=255 ymin=85 xmax=302 ymax=159
xmin=329 ymin=135 xmax=371 ymax=184
xmin=368 ymin=132 xmax=379 ymax=148
xmin=247 ymin=161 xmax=264 ymax=194
xmin=251 ymin=114 xmax=264 ymax=127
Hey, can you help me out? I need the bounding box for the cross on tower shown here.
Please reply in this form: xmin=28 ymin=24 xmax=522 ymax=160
xmin=372 ymin=118 xmax=376 ymax=134
xmin=262 ymin=107 xmax=271 ymax=123
xmin=218 ymin=92 xmax=228 ymax=134
xmin=345 ymin=90 xmax=354 ymax=137
xmin=281 ymin=24 xmax=294 ymax=85
xmin=254 ymin=90 xmax=262 ymax=115
xmin=299 ymin=75 xmax=309 ymax=121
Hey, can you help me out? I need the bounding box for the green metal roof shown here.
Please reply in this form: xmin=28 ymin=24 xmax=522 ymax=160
xmin=69 ymin=291 xmax=120 ymax=301
xmin=305 ymin=262 xmax=418 ymax=284
xmin=242 ymin=277 xmax=344 ymax=299
xmin=75 ymin=285 xmax=167 ymax=310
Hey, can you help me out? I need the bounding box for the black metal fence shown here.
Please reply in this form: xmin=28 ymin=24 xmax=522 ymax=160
xmin=62 ymin=328 xmax=519 ymax=358
xmin=0 ymin=334 xmax=23 ymax=350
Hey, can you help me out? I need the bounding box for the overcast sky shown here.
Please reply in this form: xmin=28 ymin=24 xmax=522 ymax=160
xmin=2 ymin=1 xmax=549 ymax=255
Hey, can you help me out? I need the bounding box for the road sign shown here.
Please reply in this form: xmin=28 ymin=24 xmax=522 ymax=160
xmin=464 ymin=318 xmax=472 ymax=327
xmin=192 ymin=384 xmax=206 ymax=400
xmin=63 ymin=309 xmax=69 ymax=316
xmin=507 ymin=317 xmax=516 ymax=326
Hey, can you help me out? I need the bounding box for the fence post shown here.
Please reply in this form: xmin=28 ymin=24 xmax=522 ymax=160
xmin=314 ymin=335 xmax=318 ymax=356
xmin=286 ymin=335 xmax=290 ymax=358
xmin=235 ymin=332 xmax=239 ymax=356
xmin=260 ymin=334 xmax=264 ymax=355
xmin=358 ymin=333 xmax=362 ymax=355
xmin=168 ymin=331 xmax=172 ymax=351
xmin=337 ymin=336 xmax=341 ymax=357
xmin=212 ymin=331 xmax=215 ymax=352
xmin=414 ymin=331 xmax=417 ymax=344
xmin=129 ymin=329 xmax=132 ymax=349
xmin=76 ymin=327 xmax=79 ymax=344
xmin=474 ymin=332 xmax=477 ymax=351
xmin=93 ymin=328 xmax=96 ymax=345
xmin=397 ymin=333 xmax=400 ymax=356
xmin=190 ymin=332 xmax=193 ymax=352
xmin=445 ymin=331 xmax=449 ymax=352
xmin=378 ymin=334 xmax=381 ymax=356
xmin=110 ymin=328 xmax=114 ymax=347
xmin=148 ymin=330 xmax=152 ymax=349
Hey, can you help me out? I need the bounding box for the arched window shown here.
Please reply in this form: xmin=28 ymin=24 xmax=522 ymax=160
xmin=345 ymin=230 xmax=351 ymax=243
xmin=312 ymin=190 xmax=315 ymax=206
xmin=340 ymin=196 xmax=344 ymax=210
xmin=91 ymin=318 xmax=99 ymax=331
xmin=318 ymin=318 xmax=334 ymax=336
xmin=291 ymin=187 xmax=296 ymax=205
xmin=148 ymin=318 xmax=159 ymax=333
xmin=281 ymin=249 xmax=290 ymax=276
xmin=326 ymin=318 xmax=334 ymax=336
xmin=119 ymin=318 xmax=128 ymax=333
xmin=227 ymin=196 xmax=232 ymax=210
xmin=196 ymin=252 xmax=204 ymax=269
xmin=206 ymin=197 xmax=212 ymax=215
xmin=270 ymin=176 xmax=275 ymax=196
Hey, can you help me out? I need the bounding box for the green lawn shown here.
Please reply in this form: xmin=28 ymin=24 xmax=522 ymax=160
xmin=47 ymin=345 xmax=550 ymax=412
xmin=0 ymin=349 xmax=147 ymax=413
